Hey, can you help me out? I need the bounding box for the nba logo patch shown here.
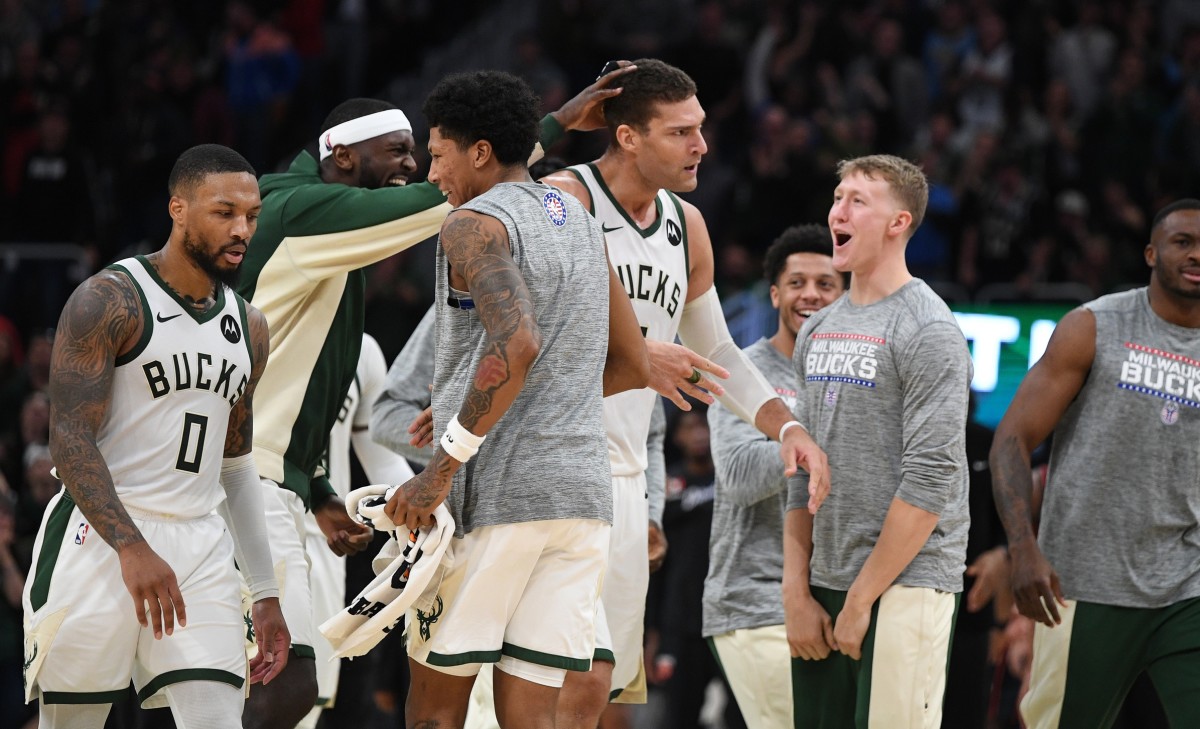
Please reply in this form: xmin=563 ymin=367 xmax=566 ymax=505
xmin=1161 ymin=401 xmax=1180 ymax=425
xmin=542 ymin=190 xmax=568 ymax=227
xmin=824 ymin=385 xmax=838 ymax=407
xmin=74 ymin=522 xmax=89 ymax=545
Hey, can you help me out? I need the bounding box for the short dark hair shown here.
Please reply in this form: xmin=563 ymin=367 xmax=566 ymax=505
xmin=763 ymin=224 xmax=837 ymax=285
xmin=167 ymin=144 xmax=256 ymax=198
xmin=321 ymin=98 xmax=398 ymax=135
xmin=1152 ymin=198 xmax=1200 ymax=232
xmin=423 ymin=71 xmax=540 ymax=166
xmin=603 ymin=59 xmax=697 ymax=136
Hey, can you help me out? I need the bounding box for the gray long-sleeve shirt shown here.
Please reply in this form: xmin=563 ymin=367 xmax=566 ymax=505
xmin=787 ymin=280 xmax=971 ymax=594
xmin=703 ymin=338 xmax=798 ymax=636
xmin=371 ymin=305 xmax=437 ymax=466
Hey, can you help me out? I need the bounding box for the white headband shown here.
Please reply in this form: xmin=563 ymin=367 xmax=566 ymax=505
xmin=319 ymin=109 xmax=412 ymax=160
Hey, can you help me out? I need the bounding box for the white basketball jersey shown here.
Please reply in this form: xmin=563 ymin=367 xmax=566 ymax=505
xmin=97 ymin=256 xmax=254 ymax=518
xmin=567 ymin=164 xmax=690 ymax=476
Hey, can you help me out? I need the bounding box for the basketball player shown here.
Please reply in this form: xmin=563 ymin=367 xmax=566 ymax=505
xmin=990 ymin=199 xmax=1200 ymax=729
xmin=784 ymin=155 xmax=970 ymax=729
xmin=299 ymin=332 xmax=415 ymax=729
xmin=23 ymin=144 xmax=288 ymax=728
xmin=235 ymin=67 xmax=635 ymax=728
xmin=381 ymin=69 xmax=649 ymax=729
xmin=540 ymin=59 xmax=830 ymax=726
xmin=704 ymin=225 xmax=845 ymax=729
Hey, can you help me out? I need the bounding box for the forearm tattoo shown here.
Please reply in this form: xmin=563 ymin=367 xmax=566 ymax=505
xmin=442 ymin=215 xmax=538 ymax=431
xmin=990 ymin=434 xmax=1037 ymax=547
xmin=48 ymin=272 xmax=145 ymax=551
xmin=225 ymin=308 xmax=269 ymax=457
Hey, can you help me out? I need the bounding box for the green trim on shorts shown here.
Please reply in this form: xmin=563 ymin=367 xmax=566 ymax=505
xmin=502 ymin=641 xmax=591 ymax=671
xmin=137 ymin=668 xmax=244 ymax=704
xmin=293 ymin=644 xmax=316 ymax=660
xmin=427 ymin=649 xmax=504 ymax=667
xmin=705 ymin=637 xmax=728 ymax=678
xmin=42 ymin=688 xmax=128 ymax=705
xmin=30 ymin=490 xmax=76 ymax=611
xmin=609 ymin=688 xmax=624 ymax=701
xmin=315 ymin=696 xmax=332 ymax=707
xmin=594 ymin=648 xmax=615 ymax=663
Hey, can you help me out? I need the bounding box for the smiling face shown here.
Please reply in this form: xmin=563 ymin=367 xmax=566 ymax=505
xmin=771 ymin=252 xmax=845 ymax=337
xmin=1147 ymin=208 xmax=1200 ymax=300
xmin=827 ymin=171 xmax=909 ymax=275
xmin=627 ymin=96 xmax=707 ymax=193
xmin=174 ymin=171 xmax=260 ymax=288
xmin=426 ymin=127 xmax=483 ymax=208
xmin=350 ymin=130 xmax=419 ymax=189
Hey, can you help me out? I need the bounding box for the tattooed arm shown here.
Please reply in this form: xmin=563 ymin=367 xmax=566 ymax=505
xmin=48 ymin=270 xmax=186 ymax=639
xmin=990 ymin=306 xmax=1094 ymax=626
xmin=386 ymin=211 xmax=542 ymax=530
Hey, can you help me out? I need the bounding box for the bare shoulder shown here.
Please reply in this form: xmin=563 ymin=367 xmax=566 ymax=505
xmin=57 ymin=268 xmax=144 ymax=357
xmin=441 ymin=210 xmax=510 ymax=260
xmin=540 ymin=170 xmax=593 ymax=210
xmin=1041 ymin=306 xmax=1096 ymax=371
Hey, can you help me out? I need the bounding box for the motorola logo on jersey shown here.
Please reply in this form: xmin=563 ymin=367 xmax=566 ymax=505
xmin=221 ymin=314 xmax=241 ymax=344
xmin=666 ymin=219 xmax=682 ymax=246
xmin=615 ymin=263 xmax=682 ymax=318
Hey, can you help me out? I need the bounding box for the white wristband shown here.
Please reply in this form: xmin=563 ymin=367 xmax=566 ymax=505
xmin=778 ymin=420 xmax=806 ymax=441
xmin=439 ymin=414 xmax=486 ymax=463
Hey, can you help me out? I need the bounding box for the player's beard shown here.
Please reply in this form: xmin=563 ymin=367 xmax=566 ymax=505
xmin=183 ymin=231 xmax=242 ymax=289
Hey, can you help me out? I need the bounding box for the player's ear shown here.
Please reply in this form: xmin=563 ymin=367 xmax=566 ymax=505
xmin=168 ymin=195 xmax=187 ymax=226
xmin=616 ymin=124 xmax=638 ymax=153
xmin=472 ymin=140 xmax=492 ymax=169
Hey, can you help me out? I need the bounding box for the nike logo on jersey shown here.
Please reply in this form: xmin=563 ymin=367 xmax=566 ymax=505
xmin=601 ymin=224 xmax=622 ymax=233
xmin=156 ymin=312 xmax=182 ymax=322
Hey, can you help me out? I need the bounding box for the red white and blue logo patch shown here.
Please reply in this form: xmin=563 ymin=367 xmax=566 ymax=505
xmin=1162 ymin=402 xmax=1180 ymax=425
xmin=74 ymin=522 xmax=89 ymax=545
xmin=543 ymin=190 xmax=568 ymax=227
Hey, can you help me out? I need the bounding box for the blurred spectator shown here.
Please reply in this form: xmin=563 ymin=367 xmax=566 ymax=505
xmin=510 ymin=31 xmax=569 ymax=116
xmin=922 ymin=0 xmax=974 ymax=104
xmin=1080 ymin=48 xmax=1164 ymax=200
xmin=669 ymin=1 xmax=745 ymax=134
xmin=647 ymin=409 xmax=745 ymax=729
xmin=0 ymin=476 xmax=31 ymax=729
xmin=1048 ymin=0 xmax=1117 ymax=122
xmin=954 ymin=9 xmax=1012 ymax=138
xmin=222 ymin=0 xmax=300 ymax=170
xmin=844 ymin=16 xmax=927 ymax=153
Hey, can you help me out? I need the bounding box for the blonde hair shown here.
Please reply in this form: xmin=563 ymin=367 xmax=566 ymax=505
xmin=836 ymin=155 xmax=928 ymax=235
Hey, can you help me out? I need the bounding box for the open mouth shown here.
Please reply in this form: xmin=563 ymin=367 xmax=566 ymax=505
xmin=834 ymin=233 xmax=851 ymax=247
xmin=796 ymin=308 xmax=819 ymax=319
xmin=387 ymin=176 xmax=408 ymax=186
xmin=223 ymin=248 xmax=245 ymax=264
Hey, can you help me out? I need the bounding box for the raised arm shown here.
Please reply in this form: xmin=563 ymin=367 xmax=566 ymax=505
xmin=385 ymin=211 xmax=542 ymax=529
xmin=49 ymin=270 xmax=185 ymax=639
xmin=219 ymin=304 xmax=289 ymax=684
xmin=991 ymin=307 xmax=1094 ymax=626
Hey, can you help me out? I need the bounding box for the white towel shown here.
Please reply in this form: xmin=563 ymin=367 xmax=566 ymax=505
xmin=318 ymin=484 xmax=454 ymax=659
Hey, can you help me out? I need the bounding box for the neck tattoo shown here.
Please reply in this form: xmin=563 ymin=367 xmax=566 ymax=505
xmin=147 ymin=255 xmax=216 ymax=313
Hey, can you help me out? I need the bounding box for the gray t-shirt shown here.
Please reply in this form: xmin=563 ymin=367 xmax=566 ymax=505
xmin=1041 ymin=288 xmax=1200 ymax=608
xmin=433 ymin=182 xmax=612 ymax=535
xmin=703 ymin=338 xmax=797 ymax=636
xmin=371 ymin=304 xmax=436 ymax=466
xmin=787 ymin=279 xmax=971 ymax=593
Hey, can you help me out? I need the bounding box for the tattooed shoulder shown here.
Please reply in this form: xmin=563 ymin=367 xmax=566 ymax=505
xmin=57 ymin=270 xmax=144 ymax=366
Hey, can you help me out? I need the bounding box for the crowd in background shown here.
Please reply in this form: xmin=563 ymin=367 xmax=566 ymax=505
xmin=2 ymin=0 xmax=1199 ymax=727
